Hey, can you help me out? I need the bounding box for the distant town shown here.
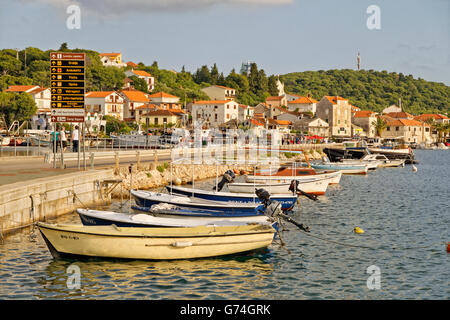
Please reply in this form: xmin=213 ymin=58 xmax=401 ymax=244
xmin=1 ymin=49 xmax=449 ymax=146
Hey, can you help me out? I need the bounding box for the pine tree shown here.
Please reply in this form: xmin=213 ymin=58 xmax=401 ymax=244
xmin=210 ymin=63 xmax=219 ymax=85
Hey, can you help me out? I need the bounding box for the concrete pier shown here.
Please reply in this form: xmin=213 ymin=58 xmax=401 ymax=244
xmin=0 ymin=169 xmax=114 ymax=237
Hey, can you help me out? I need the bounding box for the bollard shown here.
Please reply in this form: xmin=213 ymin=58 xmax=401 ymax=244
xmin=154 ymin=149 xmax=158 ymax=166
xmin=90 ymin=152 xmax=94 ymax=169
xmin=114 ymin=151 xmax=119 ymax=173
xmin=136 ymin=151 xmax=141 ymax=170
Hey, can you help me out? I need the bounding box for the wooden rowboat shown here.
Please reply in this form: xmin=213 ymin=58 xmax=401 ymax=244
xmin=37 ymin=222 xmax=276 ymax=260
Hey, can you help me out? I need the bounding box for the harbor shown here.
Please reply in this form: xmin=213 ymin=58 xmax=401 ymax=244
xmin=0 ymin=149 xmax=448 ymax=299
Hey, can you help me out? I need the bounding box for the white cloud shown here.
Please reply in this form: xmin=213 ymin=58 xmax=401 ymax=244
xmin=26 ymin=0 xmax=294 ymax=16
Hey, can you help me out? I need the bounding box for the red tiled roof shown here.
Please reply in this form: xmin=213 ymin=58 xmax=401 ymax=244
xmin=288 ymin=96 xmax=318 ymax=104
xmin=247 ymin=119 xmax=264 ymax=126
xmin=6 ymin=85 xmax=39 ymax=92
xmin=131 ymin=70 xmax=152 ymax=77
xmin=324 ymin=96 xmax=347 ymax=104
xmin=86 ymin=91 xmax=115 ymax=98
xmin=353 ymin=110 xmax=376 ymax=118
xmin=99 ymin=53 xmax=121 ymax=57
xmin=385 ymin=112 xmax=413 ymax=119
xmin=414 ymin=114 xmax=449 ymax=121
xmin=148 ymin=92 xmax=179 ymax=99
xmin=121 ymin=90 xmax=149 ymax=102
xmin=386 ymin=119 xmax=429 ymax=127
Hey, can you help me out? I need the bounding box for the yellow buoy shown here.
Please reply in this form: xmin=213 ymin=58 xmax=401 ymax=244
xmin=354 ymin=227 xmax=365 ymax=234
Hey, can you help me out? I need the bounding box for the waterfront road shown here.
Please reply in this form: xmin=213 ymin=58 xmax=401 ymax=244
xmin=0 ymin=152 xmax=172 ymax=187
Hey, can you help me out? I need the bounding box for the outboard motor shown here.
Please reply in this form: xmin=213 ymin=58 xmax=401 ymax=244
xmin=214 ymin=169 xmax=236 ymax=191
xmin=255 ymin=188 xmax=271 ymax=207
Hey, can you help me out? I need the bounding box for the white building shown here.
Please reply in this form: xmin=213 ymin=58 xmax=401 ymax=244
xmin=125 ymin=69 xmax=155 ymax=92
xmin=85 ymin=91 xmax=124 ymax=120
xmin=191 ymin=100 xmax=240 ymax=127
xmin=201 ymin=85 xmax=236 ymax=101
xmin=99 ymin=53 xmax=127 ymax=67
xmin=287 ymin=96 xmax=318 ymax=114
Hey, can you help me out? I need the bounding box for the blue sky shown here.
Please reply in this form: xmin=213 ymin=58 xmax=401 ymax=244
xmin=1 ymin=0 xmax=449 ymax=84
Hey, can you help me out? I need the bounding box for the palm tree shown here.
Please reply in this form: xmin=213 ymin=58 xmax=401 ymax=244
xmin=372 ymin=117 xmax=387 ymax=138
xmin=434 ymin=122 xmax=445 ymax=143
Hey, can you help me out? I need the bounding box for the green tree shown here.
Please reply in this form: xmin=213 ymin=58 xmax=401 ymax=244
xmin=129 ymin=75 xmax=149 ymax=93
xmin=0 ymin=53 xmax=22 ymax=76
xmin=0 ymin=92 xmax=37 ymax=127
xmin=268 ymin=75 xmax=278 ymax=96
xmin=372 ymin=117 xmax=387 ymax=137
xmin=210 ymin=63 xmax=219 ymax=85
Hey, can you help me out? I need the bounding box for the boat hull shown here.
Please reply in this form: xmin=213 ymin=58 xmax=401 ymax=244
xmin=309 ymin=163 xmax=368 ymax=174
xmin=77 ymin=209 xmax=273 ymax=227
xmin=131 ymin=190 xmax=261 ymax=215
xmin=38 ymin=222 xmax=275 ymax=260
xmin=166 ymin=186 xmax=298 ymax=210
xmin=245 ymin=170 xmax=342 ymax=184
xmin=228 ymin=178 xmax=329 ymax=195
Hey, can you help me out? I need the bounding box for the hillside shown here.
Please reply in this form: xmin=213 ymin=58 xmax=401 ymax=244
xmin=281 ymin=69 xmax=450 ymax=115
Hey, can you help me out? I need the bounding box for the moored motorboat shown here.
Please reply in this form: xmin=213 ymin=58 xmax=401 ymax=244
xmin=77 ymin=208 xmax=274 ymax=227
xmin=308 ymin=162 xmax=369 ymax=174
xmin=228 ymin=177 xmax=329 ymax=195
xmin=245 ymin=170 xmax=342 ymax=184
xmin=165 ymin=185 xmax=299 ymax=211
xmin=131 ymin=190 xmax=261 ymax=215
xmin=37 ymin=222 xmax=276 ymax=260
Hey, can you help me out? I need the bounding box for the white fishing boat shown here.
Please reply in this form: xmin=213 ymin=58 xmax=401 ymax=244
xmin=0 ymin=136 xmax=10 ymax=146
xmin=37 ymin=222 xmax=276 ymax=260
xmin=228 ymin=176 xmax=329 ymax=195
xmin=77 ymin=208 xmax=274 ymax=227
xmin=339 ymin=154 xmax=383 ymax=170
xmin=245 ymin=170 xmax=342 ymax=184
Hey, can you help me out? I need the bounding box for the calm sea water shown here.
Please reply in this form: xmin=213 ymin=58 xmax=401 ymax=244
xmin=0 ymin=150 xmax=449 ymax=300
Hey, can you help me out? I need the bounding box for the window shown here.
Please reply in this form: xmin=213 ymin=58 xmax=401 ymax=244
xmin=387 ymin=127 xmax=390 ymax=131
xmin=227 ymin=114 xmax=230 ymax=119
xmin=163 ymin=118 xmax=167 ymax=123
xmin=155 ymin=118 xmax=158 ymax=125
xmin=395 ymin=127 xmax=399 ymax=131
xmin=215 ymin=114 xmax=218 ymax=121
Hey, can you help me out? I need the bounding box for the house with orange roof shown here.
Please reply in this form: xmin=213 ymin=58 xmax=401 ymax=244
xmin=125 ymin=69 xmax=155 ymax=92
xmin=137 ymin=109 xmax=180 ymax=127
xmin=201 ymin=85 xmax=236 ymax=101
xmin=293 ymin=118 xmax=329 ymax=137
xmin=99 ymin=53 xmax=126 ymax=67
xmin=384 ymin=111 xmax=414 ymax=120
xmin=85 ymin=91 xmax=124 ymax=120
xmin=381 ymin=118 xmax=432 ymax=143
xmin=191 ymin=100 xmax=240 ymax=127
xmin=414 ymin=114 xmax=449 ymax=125
xmin=315 ymin=96 xmax=352 ymax=137
xmin=266 ymin=119 xmax=292 ymax=132
xmin=287 ymin=95 xmax=318 ymax=114
xmin=352 ymin=110 xmax=378 ymax=137
xmin=147 ymin=91 xmax=180 ymax=108
xmin=119 ymin=89 xmax=150 ymax=122
xmin=265 ymin=96 xmax=287 ymax=108
xmin=6 ymin=85 xmax=52 ymax=130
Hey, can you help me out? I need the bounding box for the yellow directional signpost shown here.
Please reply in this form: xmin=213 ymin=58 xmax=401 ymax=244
xmin=50 ymin=52 xmax=85 ymax=122
xmin=50 ymin=52 xmax=86 ymax=169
